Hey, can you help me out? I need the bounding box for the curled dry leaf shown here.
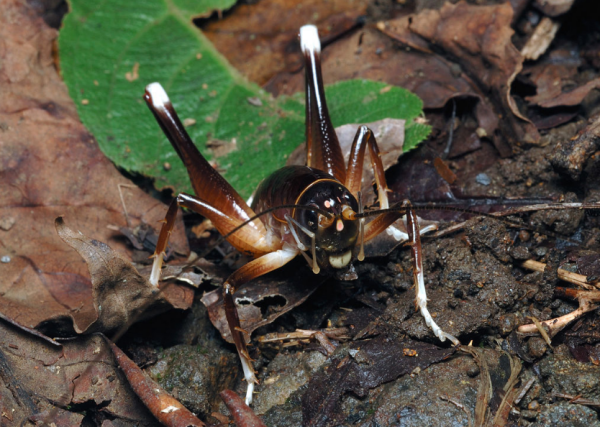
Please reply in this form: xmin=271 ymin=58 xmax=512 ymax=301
xmin=52 ymin=217 xmax=193 ymax=334
xmin=529 ymin=77 xmax=600 ymax=109
xmin=379 ymin=1 xmax=540 ymax=149
xmin=202 ymin=260 xmax=327 ymax=344
xmin=109 ymin=340 xmax=205 ymax=427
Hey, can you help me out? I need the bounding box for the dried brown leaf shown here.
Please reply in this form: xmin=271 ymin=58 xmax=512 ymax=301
xmin=380 ymin=1 xmax=540 ymax=149
xmin=0 ymin=0 xmax=188 ymax=333
xmin=52 ymin=217 xmax=193 ymax=334
xmin=0 ymin=320 xmax=155 ymax=426
xmin=201 ymin=261 xmax=326 ymax=344
xmin=204 ymin=0 xmax=369 ymax=86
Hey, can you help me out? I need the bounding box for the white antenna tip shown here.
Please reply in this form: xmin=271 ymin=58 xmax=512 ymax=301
xmin=145 ymin=82 xmax=170 ymax=109
xmin=300 ymin=25 xmax=321 ymax=54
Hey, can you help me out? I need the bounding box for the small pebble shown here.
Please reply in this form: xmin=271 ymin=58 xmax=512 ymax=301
xmin=518 ymin=230 xmax=531 ymax=242
xmin=475 ymin=173 xmax=491 ymax=186
xmin=1 ymin=255 xmax=10 ymax=263
xmin=533 ymin=247 xmax=548 ymax=257
xmin=509 ymin=245 xmax=530 ymax=260
xmin=528 ymin=337 xmax=547 ymax=358
xmin=467 ymin=365 xmax=480 ymax=377
xmin=0 ymin=216 xmax=15 ymax=231
xmin=497 ymin=314 xmax=518 ymax=336
xmin=528 ymin=400 xmax=540 ymax=411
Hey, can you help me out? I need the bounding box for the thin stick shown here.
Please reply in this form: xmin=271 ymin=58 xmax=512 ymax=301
xmin=518 ymin=298 xmax=598 ymax=335
xmin=117 ymin=183 xmax=137 ymax=228
xmin=521 ymin=259 xmax=596 ymax=290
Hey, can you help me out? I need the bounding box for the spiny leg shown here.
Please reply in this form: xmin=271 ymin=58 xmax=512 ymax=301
xmin=405 ymin=201 xmax=460 ymax=346
xmin=223 ymin=246 xmax=299 ymax=405
xmin=300 ymin=25 xmax=347 ymax=182
xmin=345 ymin=126 xmax=437 ymax=243
xmin=345 ymin=126 xmax=389 ymax=210
xmin=149 ymin=192 xmax=280 ymax=286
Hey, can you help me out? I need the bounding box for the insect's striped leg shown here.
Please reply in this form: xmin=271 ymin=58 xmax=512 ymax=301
xmin=405 ymin=201 xmax=460 ymax=346
xmin=222 ymin=246 xmax=299 ymax=405
xmin=300 ymin=25 xmax=346 ymax=182
xmin=149 ymin=193 xmax=278 ymax=287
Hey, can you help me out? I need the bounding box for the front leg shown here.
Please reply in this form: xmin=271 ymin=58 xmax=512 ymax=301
xmin=405 ymin=201 xmax=460 ymax=346
xmin=222 ymin=246 xmax=299 ymax=405
xmin=344 ymin=126 xmax=437 ymax=244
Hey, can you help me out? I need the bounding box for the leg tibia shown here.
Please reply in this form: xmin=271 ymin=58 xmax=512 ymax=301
xmin=222 ymin=247 xmax=299 ymax=405
xmin=406 ymin=202 xmax=460 ymax=346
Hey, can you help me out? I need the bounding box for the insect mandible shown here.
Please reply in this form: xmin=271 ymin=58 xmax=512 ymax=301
xmin=143 ymin=25 xmax=459 ymax=405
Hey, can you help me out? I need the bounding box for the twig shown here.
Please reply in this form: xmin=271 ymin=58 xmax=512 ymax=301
xmin=521 ymin=259 xmax=596 ymax=290
xmin=514 ymin=377 xmax=536 ymax=406
xmin=257 ymin=328 xmax=350 ymax=343
xmin=553 ymin=393 xmax=600 ymax=408
xmin=518 ymin=297 xmax=599 ymax=336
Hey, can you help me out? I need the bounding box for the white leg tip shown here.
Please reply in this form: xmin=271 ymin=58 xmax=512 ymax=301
xmin=300 ymin=25 xmax=321 ymax=54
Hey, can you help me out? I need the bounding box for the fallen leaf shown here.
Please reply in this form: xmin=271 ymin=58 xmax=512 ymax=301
xmin=204 ymin=0 xmax=369 ymax=86
xmin=50 ymin=217 xmax=193 ymax=335
xmin=0 ymin=319 xmax=156 ymax=425
xmin=530 ymin=77 xmax=600 ymax=109
xmin=0 ymin=0 xmax=187 ymax=333
xmin=201 ymin=259 xmax=327 ymax=344
xmin=380 ymin=2 xmax=540 ymax=149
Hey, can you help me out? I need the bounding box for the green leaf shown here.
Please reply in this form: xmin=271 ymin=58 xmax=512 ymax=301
xmin=59 ymin=0 xmax=430 ymax=199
